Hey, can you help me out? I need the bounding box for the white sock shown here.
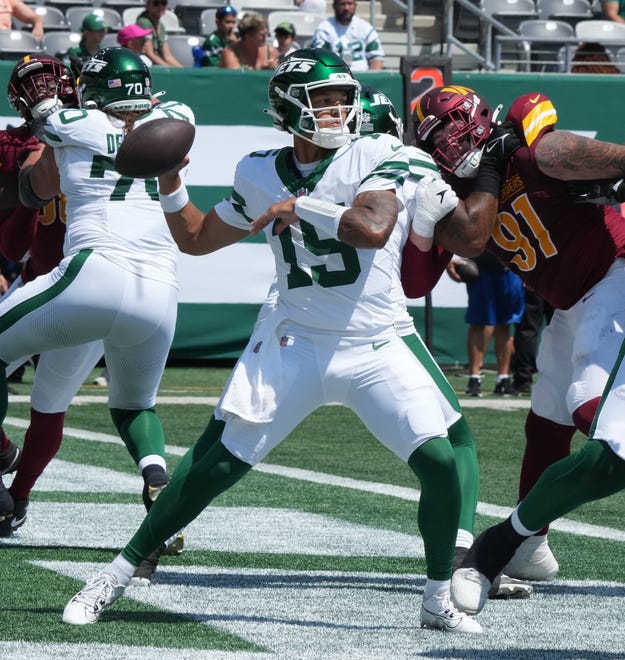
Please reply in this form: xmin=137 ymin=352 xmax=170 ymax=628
xmin=423 ymin=578 xmax=450 ymax=600
xmin=511 ymin=507 xmax=540 ymax=536
xmin=107 ymin=554 xmax=136 ymax=585
xmin=496 ymin=374 xmax=509 ymax=383
xmin=455 ymin=529 xmax=473 ymax=549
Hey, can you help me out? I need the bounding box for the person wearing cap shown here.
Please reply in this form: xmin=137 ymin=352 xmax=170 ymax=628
xmin=67 ymin=13 xmax=107 ymax=59
xmin=117 ymin=23 xmax=153 ymax=67
xmin=273 ymin=21 xmax=300 ymax=62
xmin=136 ymin=0 xmax=183 ymax=67
xmin=196 ymin=4 xmax=238 ymax=67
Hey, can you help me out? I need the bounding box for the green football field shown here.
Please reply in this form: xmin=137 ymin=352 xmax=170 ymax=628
xmin=1 ymin=365 xmax=623 ymax=659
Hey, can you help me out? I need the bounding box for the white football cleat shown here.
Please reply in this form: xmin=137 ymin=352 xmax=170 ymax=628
xmin=63 ymin=571 xmax=126 ymax=624
xmin=451 ymin=568 xmax=491 ymax=616
xmin=503 ymin=534 xmax=559 ymax=581
xmin=420 ymin=593 xmax=483 ymax=634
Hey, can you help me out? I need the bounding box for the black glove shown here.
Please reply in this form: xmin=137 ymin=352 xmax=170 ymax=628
xmin=567 ymin=179 xmax=625 ymax=205
xmin=474 ymin=121 xmax=521 ymax=196
xmin=481 ymin=120 xmax=522 ymax=172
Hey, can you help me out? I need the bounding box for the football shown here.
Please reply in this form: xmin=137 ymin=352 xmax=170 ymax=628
xmin=115 ymin=118 xmax=195 ymax=179
xmin=455 ymin=258 xmax=480 ymax=282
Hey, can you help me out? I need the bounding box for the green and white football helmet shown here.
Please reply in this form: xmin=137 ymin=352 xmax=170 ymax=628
xmin=266 ymin=48 xmax=361 ymax=149
xmin=359 ymin=86 xmax=404 ymax=140
xmin=78 ymin=47 xmax=152 ymax=114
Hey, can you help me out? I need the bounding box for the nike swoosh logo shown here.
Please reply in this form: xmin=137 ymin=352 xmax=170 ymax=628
xmin=582 ymin=291 xmax=596 ymax=303
xmin=391 ymin=144 xmax=402 ymax=152
xmin=529 ymin=94 xmax=541 ymax=104
xmin=437 ymin=190 xmax=446 ymax=202
xmin=486 ymin=135 xmax=507 ymax=153
xmin=372 ymin=341 xmax=390 ymax=350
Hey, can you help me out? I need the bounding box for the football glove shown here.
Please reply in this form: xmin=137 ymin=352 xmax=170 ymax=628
xmin=410 ymin=176 xmax=459 ymax=251
xmin=567 ymin=179 xmax=625 ymax=206
xmin=481 ymin=120 xmax=522 ymax=172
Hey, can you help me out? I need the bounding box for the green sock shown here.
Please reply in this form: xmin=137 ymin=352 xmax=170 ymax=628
xmin=110 ymin=407 xmax=166 ymax=464
xmin=518 ymin=439 xmax=625 ymax=531
xmin=448 ymin=416 xmax=479 ymax=536
xmin=122 ymin=415 xmax=251 ymax=565
xmin=408 ymin=436 xmax=460 ymax=580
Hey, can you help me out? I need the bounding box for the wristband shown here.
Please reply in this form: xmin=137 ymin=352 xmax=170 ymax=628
xmin=294 ymin=196 xmax=347 ymax=240
xmin=473 ymin=157 xmax=500 ymax=197
xmin=159 ymin=183 xmax=189 ymax=213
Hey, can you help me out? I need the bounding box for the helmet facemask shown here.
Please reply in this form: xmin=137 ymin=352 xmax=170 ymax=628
xmin=8 ymin=56 xmax=76 ymax=124
xmin=272 ymin=78 xmax=361 ymax=149
xmin=415 ymin=87 xmax=494 ymax=179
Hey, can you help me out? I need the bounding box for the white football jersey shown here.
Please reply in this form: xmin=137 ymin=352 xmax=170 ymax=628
xmin=311 ymin=16 xmax=384 ymax=72
xmin=43 ymin=100 xmax=195 ymax=285
xmin=215 ymin=134 xmax=439 ymax=333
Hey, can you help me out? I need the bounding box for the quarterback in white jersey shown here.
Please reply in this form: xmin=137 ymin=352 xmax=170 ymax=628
xmin=311 ymin=0 xmax=384 ymax=71
xmin=63 ymin=49 xmax=503 ymax=633
xmin=3 ymin=48 xmax=193 ymax=580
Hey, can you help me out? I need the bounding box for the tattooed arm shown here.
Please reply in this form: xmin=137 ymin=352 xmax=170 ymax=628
xmin=535 ymin=130 xmax=625 ymax=180
xmin=250 ymin=189 xmax=398 ymax=249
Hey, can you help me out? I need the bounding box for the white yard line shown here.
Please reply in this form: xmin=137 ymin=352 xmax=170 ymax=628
xmin=5 ymin=408 xmax=623 ymax=542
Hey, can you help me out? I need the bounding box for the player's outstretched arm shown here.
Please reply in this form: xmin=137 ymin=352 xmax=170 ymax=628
xmin=158 ymin=167 xmax=248 ymax=255
xmin=535 ymin=130 xmax=625 ymax=180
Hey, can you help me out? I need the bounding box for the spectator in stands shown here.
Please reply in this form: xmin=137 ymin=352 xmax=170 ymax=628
xmin=274 ymin=21 xmax=300 ymax=61
xmin=219 ymin=13 xmax=279 ymax=70
xmin=117 ymin=23 xmax=153 ymax=67
xmin=311 ymin=0 xmax=384 ymax=71
xmin=447 ymin=252 xmax=525 ymax=397
xmin=295 ymin=0 xmax=327 ymax=14
xmin=570 ymin=41 xmax=620 ymax=73
xmin=67 ymin=14 xmax=107 ymax=59
xmin=136 ymin=0 xmax=183 ymax=68
xmin=0 ymin=0 xmax=44 ymax=41
xmin=195 ymin=4 xmax=238 ymax=67
xmin=602 ymin=0 xmax=625 ymax=23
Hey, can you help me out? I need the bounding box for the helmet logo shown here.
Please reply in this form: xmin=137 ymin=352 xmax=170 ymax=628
xmin=82 ymin=58 xmax=108 ymax=73
xmin=274 ymin=57 xmax=317 ymax=75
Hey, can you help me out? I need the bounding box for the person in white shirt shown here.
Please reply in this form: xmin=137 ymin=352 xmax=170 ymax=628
xmin=311 ymin=0 xmax=384 ymax=71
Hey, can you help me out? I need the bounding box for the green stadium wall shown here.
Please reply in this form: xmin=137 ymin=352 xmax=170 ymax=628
xmin=1 ymin=64 xmax=622 ymax=363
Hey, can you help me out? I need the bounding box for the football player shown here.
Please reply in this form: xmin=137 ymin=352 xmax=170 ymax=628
xmin=62 ymin=49 xmax=511 ymax=632
xmin=360 ymin=84 xmax=532 ymax=603
xmin=0 ymin=54 xmax=105 ymax=536
xmin=410 ymin=86 xmax=625 ymax=599
xmin=3 ymin=48 xmax=194 ymax=580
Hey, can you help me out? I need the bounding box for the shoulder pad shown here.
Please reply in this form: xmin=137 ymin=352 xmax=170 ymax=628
xmin=505 ymin=93 xmax=557 ymax=148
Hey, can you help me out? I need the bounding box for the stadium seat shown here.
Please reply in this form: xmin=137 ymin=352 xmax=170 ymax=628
xmin=122 ymin=6 xmax=186 ymax=33
xmin=518 ymin=19 xmax=576 ymax=71
xmin=12 ymin=5 xmax=68 ymax=32
xmin=41 ymin=30 xmax=81 ymax=55
xmin=536 ymin=0 xmax=593 ymax=27
xmin=166 ymin=33 xmax=201 ymax=66
xmin=65 ymin=6 xmax=124 ymax=32
xmin=0 ymin=30 xmax=41 ymax=59
xmin=575 ymin=18 xmax=625 ymax=43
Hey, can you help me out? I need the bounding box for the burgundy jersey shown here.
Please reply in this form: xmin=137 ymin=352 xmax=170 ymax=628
xmin=487 ymin=92 xmax=625 ymax=309
xmin=0 ymin=126 xmax=65 ymax=284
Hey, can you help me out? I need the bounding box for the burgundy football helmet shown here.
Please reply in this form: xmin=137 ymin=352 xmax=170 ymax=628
xmin=413 ymin=85 xmax=494 ymax=178
xmin=8 ymin=53 xmax=76 ymax=125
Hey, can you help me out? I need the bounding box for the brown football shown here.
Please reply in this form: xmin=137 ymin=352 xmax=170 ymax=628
xmin=115 ymin=118 xmax=195 ymax=179
xmin=455 ymin=259 xmax=480 ymax=282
